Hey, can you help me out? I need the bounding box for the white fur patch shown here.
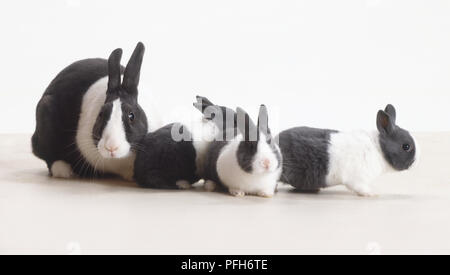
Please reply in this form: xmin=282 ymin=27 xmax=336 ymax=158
xmin=204 ymin=180 xmax=217 ymax=192
xmin=252 ymin=133 xmax=280 ymax=174
xmin=179 ymin=117 xmax=219 ymax=178
xmin=76 ymin=77 xmax=136 ymax=181
xmin=51 ymin=160 xmax=73 ymax=179
xmin=229 ymin=188 xmax=246 ymax=197
xmin=176 ymin=180 xmax=192 ymax=190
xmin=216 ymin=134 xmax=281 ymax=197
xmin=97 ymin=99 xmax=131 ymax=159
xmin=326 ymin=131 xmax=390 ymax=194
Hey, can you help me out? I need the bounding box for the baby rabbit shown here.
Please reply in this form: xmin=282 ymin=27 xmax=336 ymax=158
xmin=199 ymin=105 xmax=282 ymax=198
xmin=278 ymin=104 xmax=418 ymax=196
xmin=133 ymin=123 xmax=200 ymax=190
xmin=133 ymin=96 xmax=229 ymax=189
xmin=32 ymin=43 xmax=150 ymax=180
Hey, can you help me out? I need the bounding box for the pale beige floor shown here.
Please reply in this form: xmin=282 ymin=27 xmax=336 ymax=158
xmin=0 ymin=133 xmax=449 ymax=255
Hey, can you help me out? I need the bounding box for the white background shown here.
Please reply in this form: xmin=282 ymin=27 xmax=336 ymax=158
xmin=0 ymin=0 xmax=449 ymax=134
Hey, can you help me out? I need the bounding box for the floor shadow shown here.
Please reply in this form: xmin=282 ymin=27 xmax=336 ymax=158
xmin=6 ymin=167 xmax=419 ymax=200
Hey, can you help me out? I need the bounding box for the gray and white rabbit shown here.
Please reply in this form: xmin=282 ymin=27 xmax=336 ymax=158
xmin=32 ymin=43 xmax=150 ymax=180
xmin=278 ymin=104 xmax=419 ymax=196
xmin=199 ymin=105 xmax=283 ymax=198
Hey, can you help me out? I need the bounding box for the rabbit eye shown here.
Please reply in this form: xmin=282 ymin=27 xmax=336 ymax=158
xmin=128 ymin=112 xmax=135 ymax=122
xmin=402 ymin=144 xmax=411 ymax=152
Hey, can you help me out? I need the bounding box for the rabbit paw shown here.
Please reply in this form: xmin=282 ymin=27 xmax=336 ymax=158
xmin=51 ymin=161 xmax=73 ymax=179
xmin=346 ymin=184 xmax=377 ymax=197
xmin=229 ymin=189 xmax=246 ymax=197
xmin=204 ymin=180 xmax=217 ymax=192
xmin=356 ymin=191 xmax=378 ymax=197
xmin=176 ymin=180 xmax=192 ymax=190
xmin=257 ymin=191 xmax=275 ymax=198
xmin=121 ymin=170 xmax=135 ymax=182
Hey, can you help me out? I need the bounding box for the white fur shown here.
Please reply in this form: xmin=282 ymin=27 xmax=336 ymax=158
xmin=176 ymin=180 xmax=192 ymax=190
xmin=180 ymin=116 xmax=220 ymax=178
xmin=216 ymin=134 xmax=281 ymax=198
xmin=326 ymin=131 xmax=392 ymax=196
xmin=97 ymin=99 xmax=131 ymax=159
xmin=75 ymin=77 xmax=135 ymax=181
xmin=204 ymin=180 xmax=217 ymax=192
xmin=51 ymin=160 xmax=73 ymax=179
xmin=251 ymin=134 xmax=280 ymax=175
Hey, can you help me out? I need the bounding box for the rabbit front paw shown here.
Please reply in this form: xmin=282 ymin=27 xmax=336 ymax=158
xmin=51 ymin=161 xmax=73 ymax=179
xmin=176 ymin=180 xmax=192 ymax=190
xmin=229 ymin=189 xmax=246 ymax=197
xmin=346 ymin=183 xmax=377 ymax=197
xmin=204 ymin=180 xmax=217 ymax=192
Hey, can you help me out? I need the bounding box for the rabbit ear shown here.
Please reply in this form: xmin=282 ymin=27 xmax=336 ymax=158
xmin=193 ymin=101 xmax=221 ymax=120
xmin=122 ymin=42 xmax=145 ymax=94
xmin=194 ymin=95 xmax=215 ymax=114
xmin=107 ymin=48 xmax=123 ymax=92
xmin=384 ymin=104 xmax=397 ymax=124
xmin=236 ymin=107 xmax=257 ymax=141
xmin=377 ymin=110 xmax=395 ymax=135
xmin=257 ymin=105 xmax=270 ymax=138
xmin=196 ymin=95 xmax=214 ymax=107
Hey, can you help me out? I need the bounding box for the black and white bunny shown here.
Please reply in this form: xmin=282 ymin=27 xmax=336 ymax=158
xmin=200 ymin=105 xmax=283 ymax=198
xmin=32 ymin=42 xmax=149 ymax=180
xmin=133 ymin=96 xmax=227 ymax=189
xmin=133 ymin=123 xmax=200 ymax=189
xmin=278 ymin=104 xmax=419 ymax=196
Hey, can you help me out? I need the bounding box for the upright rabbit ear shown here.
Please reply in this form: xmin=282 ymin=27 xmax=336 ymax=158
xmin=107 ymin=48 xmax=123 ymax=92
xmin=257 ymin=105 xmax=270 ymax=138
xmin=377 ymin=110 xmax=395 ymax=135
xmin=122 ymin=42 xmax=145 ymax=94
xmin=384 ymin=104 xmax=397 ymax=124
xmin=236 ymin=107 xmax=258 ymax=141
xmin=196 ymin=95 xmax=214 ymax=107
xmin=193 ymin=95 xmax=215 ymax=114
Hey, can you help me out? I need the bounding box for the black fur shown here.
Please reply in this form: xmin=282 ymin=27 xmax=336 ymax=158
xmin=277 ymin=127 xmax=337 ymax=191
xmin=237 ymin=141 xmax=258 ymax=173
xmin=234 ymin=107 xmax=260 ymax=172
xmin=134 ymin=123 xmax=199 ymax=189
xmin=258 ymin=105 xmax=282 ymax=169
xmin=32 ymin=42 xmax=148 ymax=178
xmin=32 ymin=58 xmax=112 ymax=177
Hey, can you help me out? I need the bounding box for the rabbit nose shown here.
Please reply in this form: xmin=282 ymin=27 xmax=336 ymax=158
xmin=105 ymin=145 xmax=119 ymax=153
xmin=262 ymin=158 xmax=271 ymax=170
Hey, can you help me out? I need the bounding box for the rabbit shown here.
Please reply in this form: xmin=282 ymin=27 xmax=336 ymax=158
xmin=133 ymin=96 xmax=230 ymax=189
xmin=277 ymin=104 xmax=419 ymax=196
xmin=133 ymin=123 xmax=200 ymax=189
xmin=198 ymin=105 xmax=283 ymax=198
xmin=31 ymin=42 xmax=150 ymax=181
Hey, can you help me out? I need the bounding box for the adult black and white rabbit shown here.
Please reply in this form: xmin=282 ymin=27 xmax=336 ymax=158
xmin=133 ymin=96 xmax=227 ymax=189
xmin=278 ymin=104 xmax=419 ymax=196
xmin=32 ymin=42 xmax=149 ymax=180
xmin=199 ymin=105 xmax=283 ymax=198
